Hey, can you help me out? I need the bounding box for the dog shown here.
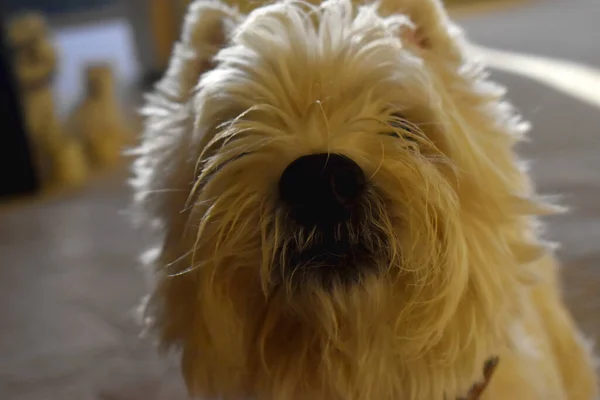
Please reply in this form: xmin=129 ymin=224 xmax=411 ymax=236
xmin=131 ymin=1 xmax=599 ymax=399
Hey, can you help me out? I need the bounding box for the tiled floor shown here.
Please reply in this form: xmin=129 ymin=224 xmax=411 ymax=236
xmin=0 ymin=172 xmax=187 ymax=400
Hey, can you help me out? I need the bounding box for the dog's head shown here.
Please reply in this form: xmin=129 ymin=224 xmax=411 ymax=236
xmin=133 ymin=1 xmax=554 ymax=398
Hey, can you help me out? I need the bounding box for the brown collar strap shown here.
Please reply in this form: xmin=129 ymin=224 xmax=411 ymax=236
xmin=458 ymin=357 xmax=500 ymax=400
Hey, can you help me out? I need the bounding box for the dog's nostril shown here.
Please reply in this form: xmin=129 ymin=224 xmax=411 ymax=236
xmin=278 ymin=153 xmax=365 ymax=226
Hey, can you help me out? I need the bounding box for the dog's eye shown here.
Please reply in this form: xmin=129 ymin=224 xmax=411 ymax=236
xmin=383 ymin=113 xmax=421 ymax=143
xmin=383 ymin=131 xmax=403 ymax=139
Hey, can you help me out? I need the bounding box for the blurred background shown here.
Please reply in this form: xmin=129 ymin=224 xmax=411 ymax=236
xmin=0 ymin=0 xmax=598 ymax=399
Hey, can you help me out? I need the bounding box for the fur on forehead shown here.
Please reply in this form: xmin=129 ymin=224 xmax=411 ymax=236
xmin=174 ymin=0 xmax=462 ymax=97
xmin=183 ymin=0 xmax=464 ymax=148
xmin=195 ymin=3 xmax=417 ymax=126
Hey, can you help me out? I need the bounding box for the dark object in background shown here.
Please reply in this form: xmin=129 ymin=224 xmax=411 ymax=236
xmin=124 ymin=0 xmax=177 ymax=91
xmin=0 ymin=14 xmax=40 ymax=200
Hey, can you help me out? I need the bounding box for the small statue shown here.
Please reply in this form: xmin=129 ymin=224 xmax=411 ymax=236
xmin=8 ymin=13 xmax=89 ymax=189
xmin=68 ymin=63 xmax=131 ymax=168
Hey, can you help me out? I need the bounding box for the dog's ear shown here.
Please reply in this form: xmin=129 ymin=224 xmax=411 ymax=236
xmin=156 ymin=0 xmax=243 ymax=102
xmin=378 ymin=0 xmax=461 ymax=55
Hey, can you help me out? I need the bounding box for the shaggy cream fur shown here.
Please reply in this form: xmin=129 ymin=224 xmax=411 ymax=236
xmin=131 ymin=1 xmax=599 ymax=399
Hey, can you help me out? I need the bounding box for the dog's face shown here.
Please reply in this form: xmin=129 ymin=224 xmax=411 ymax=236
xmin=134 ymin=1 xmax=551 ymax=399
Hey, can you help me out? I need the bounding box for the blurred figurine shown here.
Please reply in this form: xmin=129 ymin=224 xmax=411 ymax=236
xmin=8 ymin=13 xmax=89 ymax=189
xmin=52 ymin=136 xmax=90 ymax=190
xmin=68 ymin=63 xmax=131 ymax=168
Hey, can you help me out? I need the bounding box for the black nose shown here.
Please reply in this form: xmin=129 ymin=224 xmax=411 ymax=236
xmin=279 ymin=153 xmax=366 ymax=227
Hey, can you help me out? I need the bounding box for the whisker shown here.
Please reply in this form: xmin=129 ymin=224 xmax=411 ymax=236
xmin=368 ymin=139 xmax=385 ymax=181
xmin=415 ymin=121 xmax=450 ymax=128
xmin=137 ymin=188 xmax=187 ymax=196
xmin=315 ymin=100 xmax=332 ymax=155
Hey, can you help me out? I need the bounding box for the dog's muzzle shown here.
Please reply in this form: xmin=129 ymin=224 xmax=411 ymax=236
xmin=277 ymin=153 xmax=372 ymax=285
